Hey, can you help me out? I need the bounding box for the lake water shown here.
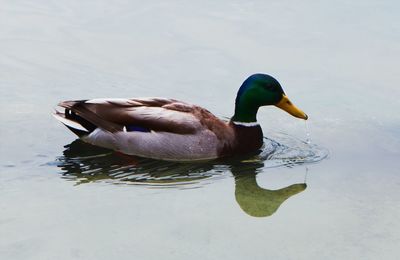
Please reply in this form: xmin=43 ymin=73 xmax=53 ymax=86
xmin=1 ymin=1 xmax=399 ymax=259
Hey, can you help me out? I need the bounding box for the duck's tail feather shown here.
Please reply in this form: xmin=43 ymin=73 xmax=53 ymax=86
xmin=54 ymin=100 xmax=122 ymax=137
xmin=52 ymin=108 xmax=95 ymax=137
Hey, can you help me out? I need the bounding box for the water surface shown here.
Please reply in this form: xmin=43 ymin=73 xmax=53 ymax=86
xmin=1 ymin=1 xmax=399 ymax=259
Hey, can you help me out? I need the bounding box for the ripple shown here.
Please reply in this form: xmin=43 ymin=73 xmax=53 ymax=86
xmin=259 ymin=132 xmax=329 ymax=167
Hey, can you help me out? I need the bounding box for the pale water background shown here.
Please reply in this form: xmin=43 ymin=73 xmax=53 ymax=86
xmin=1 ymin=1 xmax=399 ymax=259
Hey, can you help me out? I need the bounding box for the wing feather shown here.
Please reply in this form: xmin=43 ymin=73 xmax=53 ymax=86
xmin=58 ymin=98 xmax=203 ymax=134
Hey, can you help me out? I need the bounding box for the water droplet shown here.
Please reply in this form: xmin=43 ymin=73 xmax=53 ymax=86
xmin=305 ymin=121 xmax=311 ymax=144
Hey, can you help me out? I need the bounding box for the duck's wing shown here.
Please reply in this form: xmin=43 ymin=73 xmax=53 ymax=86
xmin=55 ymin=97 xmax=209 ymax=135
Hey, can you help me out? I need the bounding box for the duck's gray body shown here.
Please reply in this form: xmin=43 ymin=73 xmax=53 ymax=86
xmin=82 ymin=124 xmax=221 ymax=161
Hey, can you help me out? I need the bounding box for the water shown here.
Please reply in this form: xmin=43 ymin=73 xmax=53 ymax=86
xmin=1 ymin=1 xmax=400 ymax=259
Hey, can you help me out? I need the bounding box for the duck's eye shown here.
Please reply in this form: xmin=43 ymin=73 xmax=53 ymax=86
xmin=287 ymin=100 xmax=292 ymax=105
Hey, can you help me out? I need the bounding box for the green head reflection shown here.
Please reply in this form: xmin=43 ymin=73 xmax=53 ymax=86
xmin=230 ymin=163 xmax=306 ymax=217
xmin=233 ymin=172 xmax=306 ymax=217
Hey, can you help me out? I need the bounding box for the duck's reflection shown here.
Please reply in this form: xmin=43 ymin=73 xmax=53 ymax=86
xmin=57 ymin=140 xmax=307 ymax=217
xmin=59 ymin=140 xmax=220 ymax=186
xmin=232 ymin=164 xmax=306 ymax=217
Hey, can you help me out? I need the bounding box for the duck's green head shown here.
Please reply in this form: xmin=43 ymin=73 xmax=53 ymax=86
xmin=232 ymin=74 xmax=308 ymax=123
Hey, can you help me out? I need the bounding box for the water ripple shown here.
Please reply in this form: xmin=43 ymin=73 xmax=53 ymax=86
xmin=258 ymin=132 xmax=329 ymax=168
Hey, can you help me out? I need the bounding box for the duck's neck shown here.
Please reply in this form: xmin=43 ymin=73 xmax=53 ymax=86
xmin=231 ymin=98 xmax=259 ymax=123
xmin=229 ymin=96 xmax=263 ymax=155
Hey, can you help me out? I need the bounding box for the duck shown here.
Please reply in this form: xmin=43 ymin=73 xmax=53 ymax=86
xmin=53 ymin=73 xmax=308 ymax=161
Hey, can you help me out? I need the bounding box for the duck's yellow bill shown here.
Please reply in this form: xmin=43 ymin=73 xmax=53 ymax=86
xmin=275 ymin=95 xmax=308 ymax=120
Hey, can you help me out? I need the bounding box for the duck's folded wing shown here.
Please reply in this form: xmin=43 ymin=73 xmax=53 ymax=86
xmin=57 ymin=98 xmax=203 ymax=134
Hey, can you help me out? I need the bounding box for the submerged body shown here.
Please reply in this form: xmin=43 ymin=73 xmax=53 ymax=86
xmin=54 ymin=74 xmax=307 ymax=161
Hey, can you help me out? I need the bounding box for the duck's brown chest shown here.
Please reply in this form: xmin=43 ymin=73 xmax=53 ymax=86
xmin=219 ymin=124 xmax=264 ymax=157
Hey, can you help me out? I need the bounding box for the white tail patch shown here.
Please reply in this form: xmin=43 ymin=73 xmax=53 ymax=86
xmin=52 ymin=113 xmax=88 ymax=132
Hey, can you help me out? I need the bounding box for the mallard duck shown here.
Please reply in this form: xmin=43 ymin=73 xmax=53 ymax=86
xmin=53 ymin=73 xmax=308 ymax=161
